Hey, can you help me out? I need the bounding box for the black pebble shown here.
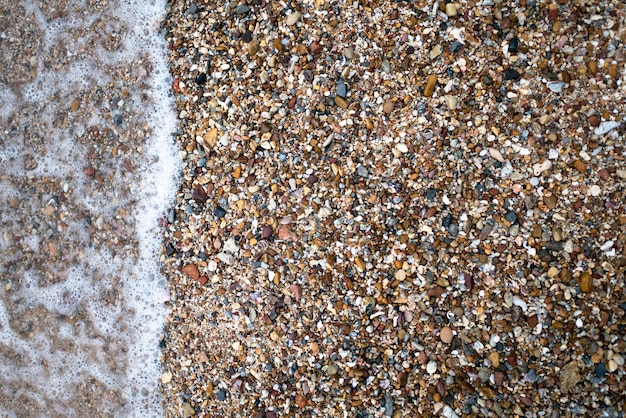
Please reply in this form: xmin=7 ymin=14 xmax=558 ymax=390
xmin=508 ymin=37 xmax=519 ymax=53
xmin=242 ymin=31 xmax=252 ymax=43
xmin=195 ymin=72 xmax=207 ymax=85
xmin=595 ymin=363 xmax=606 ymax=378
xmin=504 ymin=68 xmax=520 ymax=81
xmin=214 ymin=206 xmax=226 ymax=218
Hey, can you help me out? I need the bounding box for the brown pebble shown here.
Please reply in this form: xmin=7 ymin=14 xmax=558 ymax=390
xmin=588 ymin=60 xmax=597 ymax=74
xmin=440 ymin=326 xmax=453 ymax=344
xmin=573 ymin=160 xmax=586 ymax=173
xmin=334 ymin=96 xmax=348 ymax=109
xmin=310 ymin=42 xmax=322 ymax=54
xmin=295 ymin=393 xmax=307 ymax=408
xmin=383 ymin=99 xmax=394 ymax=115
xmin=589 ymin=115 xmax=600 ymax=127
xmin=262 ymin=225 xmax=273 ymax=239
xmin=182 ymin=263 xmax=200 ymax=281
xmin=248 ymin=39 xmax=260 ymax=55
xmin=424 ymin=75 xmax=437 ymax=97
xmin=494 ymin=371 xmax=505 ymax=386
xmin=579 ymin=271 xmax=593 ymax=293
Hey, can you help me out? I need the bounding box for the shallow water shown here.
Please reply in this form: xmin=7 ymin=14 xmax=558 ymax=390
xmin=0 ymin=1 xmax=178 ymax=416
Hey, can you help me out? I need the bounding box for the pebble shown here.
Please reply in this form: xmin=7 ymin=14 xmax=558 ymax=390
xmin=560 ymin=361 xmax=581 ymax=391
xmin=588 ymin=185 xmax=601 ymax=197
xmin=234 ymin=5 xmax=250 ymax=15
xmin=214 ymin=206 xmax=226 ymax=218
xmin=579 ymin=271 xmax=593 ymax=293
xmin=161 ymin=372 xmax=173 ymax=384
xmin=593 ymin=121 xmax=620 ymax=135
xmin=336 ymin=79 xmax=347 ymax=98
xmin=488 ymin=147 xmax=504 ymax=163
xmin=424 ymin=75 xmax=437 ymax=97
xmin=334 ymin=96 xmax=348 ymax=109
xmin=440 ymin=326 xmax=453 ymax=344
xmin=383 ymin=100 xmax=395 ymax=115
xmin=216 ymin=389 xmax=227 ymax=401
xmin=426 ymin=361 xmax=438 ymax=374
xmin=325 ymin=364 xmax=338 ymax=376
xmin=445 ymin=3 xmax=457 ymax=16
xmin=547 ymin=81 xmax=565 ymax=93
xmin=261 ymin=225 xmax=273 ymax=239
xmin=286 ymin=11 xmax=301 ymax=26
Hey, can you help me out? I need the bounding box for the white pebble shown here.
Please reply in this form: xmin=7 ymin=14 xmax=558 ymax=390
xmin=512 ymin=295 xmax=528 ymax=312
xmin=594 ymin=121 xmax=620 ymax=135
xmin=600 ymin=241 xmax=614 ymax=251
xmin=426 ymin=361 xmax=437 ymax=374
xmin=589 ymin=185 xmax=601 ymax=197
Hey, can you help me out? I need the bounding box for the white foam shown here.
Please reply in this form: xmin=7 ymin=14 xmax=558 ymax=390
xmin=0 ymin=0 xmax=179 ymax=416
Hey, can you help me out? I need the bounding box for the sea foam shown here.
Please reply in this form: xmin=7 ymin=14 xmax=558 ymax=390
xmin=0 ymin=0 xmax=178 ymax=416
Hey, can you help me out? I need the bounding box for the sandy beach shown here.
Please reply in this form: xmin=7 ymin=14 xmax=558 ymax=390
xmin=160 ymin=0 xmax=625 ymax=417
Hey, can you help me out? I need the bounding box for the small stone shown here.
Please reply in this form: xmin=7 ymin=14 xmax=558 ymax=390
xmin=493 ymin=371 xmax=504 ymax=386
xmin=588 ymin=185 xmax=601 ymax=197
xmin=594 ymin=121 xmax=620 ymax=135
xmin=396 ymin=143 xmax=408 ymax=153
xmin=608 ymin=360 xmax=618 ymax=372
xmin=248 ymin=39 xmax=260 ymax=55
xmin=214 ymin=206 xmax=227 ymax=218
xmin=183 ymin=264 xmax=200 ymax=281
xmin=426 ymin=361 xmax=437 ymax=374
xmin=430 ymin=44 xmax=443 ymax=59
xmin=488 ymin=147 xmax=504 ymax=163
xmin=579 ymin=271 xmax=593 ymax=293
xmin=445 ymin=3 xmax=457 ymax=16
xmin=424 ymin=75 xmax=437 ymax=97
xmin=326 ymin=364 xmax=338 ymax=376
xmin=181 ymin=402 xmax=194 ymax=417
xmin=289 ymin=283 xmax=301 ymax=300
xmin=508 ymin=37 xmax=519 ymax=53
xmin=355 ymin=256 xmax=366 ymax=271
xmin=336 ymin=79 xmax=347 ymax=98
xmin=595 ymin=363 xmax=606 ymax=378
xmin=235 ymin=5 xmax=250 ymax=15
xmin=560 ymin=361 xmax=581 ymax=391
xmin=504 ymin=68 xmax=520 ymax=81
xmin=383 ymin=100 xmax=395 ymax=115
xmin=573 ymin=160 xmax=586 ymax=173
xmin=286 ymin=11 xmax=301 ymax=26
xmin=504 ymin=210 xmax=517 ymax=224
xmin=547 ymin=267 xmax=559 ymax=278
xmin=547 ymin=81 xmax=565 ymax=93
xmin=334 ymin=96 xmax=348 ymax=109
xmin=488 ymin=352 xmax=501 ymax=368
xmin=295 ymin=393 xmax=307 ymax=408
xmin=161 ymin=371 xmax=172 ymax=384
xmin=262 ymin=225 xmax=273 ymax=239
xmin=440 ymin=326 xmax=453 ymax=344
xmin=343 ymin=46 xmax=354 ymax=59
xmin=216 ymin=389 xmax=227 ymax=401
